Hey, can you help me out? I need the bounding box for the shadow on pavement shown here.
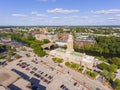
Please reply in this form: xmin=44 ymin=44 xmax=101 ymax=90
xmin=8 ymin=84 xmax=22 ymax=90
xmin=11 ymin=69 xmax=30 ymax=80
xmin=30 ymin=77 xmax=46 ymax=90
xmin=11 ymin=69 xmax=46 ymax=90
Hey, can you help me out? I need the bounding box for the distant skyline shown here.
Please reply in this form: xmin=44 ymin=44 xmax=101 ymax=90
xmin=0 ymin=0 xmax=120 ymax=26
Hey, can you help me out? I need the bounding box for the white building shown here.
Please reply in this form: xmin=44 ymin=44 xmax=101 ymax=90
xmin=49 ymin=35 xmax=97 ymax=68
xmin=55 ymin=41 xmax=67 ymax=47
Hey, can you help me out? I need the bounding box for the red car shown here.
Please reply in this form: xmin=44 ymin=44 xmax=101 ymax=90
xmin=22 ymin=66 xmax=26 ymax=68
xmin=58 ymin=64 xmax=63 ymax=68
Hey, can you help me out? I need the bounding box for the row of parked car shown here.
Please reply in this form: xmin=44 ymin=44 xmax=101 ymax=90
xmin=16 ymin=60 xmax=53 ymax=85
xmin=17 ymin=60 xmax=30 ymax=69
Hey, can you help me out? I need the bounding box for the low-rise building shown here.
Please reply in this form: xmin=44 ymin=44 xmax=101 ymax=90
xmin=75 ymin=38 xmax=96 ymax=48
xmin=35 ymin=34 xmax=58 ymax=42
xmin=0 ymin=68 xmax=31 ymax=90
xmin=10 ymin=78 xmax=31 ymax=90
xmin=55 ymin=40 xmax=67 ymax=47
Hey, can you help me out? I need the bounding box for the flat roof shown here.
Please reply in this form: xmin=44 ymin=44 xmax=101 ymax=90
xmin=12 ymin=78 xmax=31 ymax=90
xmin=0 ymin=68 xmax=20 ymax=87
xmin=0 ymin=85 xmax=10 ymax=90
xmin=0 ymin=59 xmax=6 ymax=63
xmin=83 ymin=56 xmax=94 ymax=63
xmin=71 ymin=52 xmax=84 ymax=57
xmin=51 ymin=48 xmax=94 ymax=63
xmin=56 ymin=48 xmax=66 ymax=53
xmin=56 ymin=48 xmax=84 ymax=57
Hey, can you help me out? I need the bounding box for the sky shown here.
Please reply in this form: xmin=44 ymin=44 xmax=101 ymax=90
xmin=0 ymin=0 xmax=120 ymax=26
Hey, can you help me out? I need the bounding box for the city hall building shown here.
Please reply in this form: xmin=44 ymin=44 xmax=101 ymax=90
xmin=49 ymin=35 xmax=97 ymax=68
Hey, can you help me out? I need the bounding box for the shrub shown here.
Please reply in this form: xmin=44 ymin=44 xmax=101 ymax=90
xmin=52 ymin=58 xmax=63 ymax=63
xmin=65 ymin=62 xmax=71 ymax=67
xmin=86 ymin=71 xmax=98 ymax=78
xmin=65 ymin=62 xmax=83 ymax=72
xmin=78 ymin=68 xmax=83 ymax=72
xmin=14 ymin=54 xmax=21 ymax=59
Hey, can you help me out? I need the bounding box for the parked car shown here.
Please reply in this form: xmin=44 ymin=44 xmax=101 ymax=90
xmin=19 ymin=60 xmax=23 ymax=62
xmin=32 ymin=67 xmax=37 ymax=71
xmin=30 ymin=71 xmax=35 ymax=74
xmin=74 ymin=82 xmax=77 ymax=86
xmin=22 ymin=66 xmax=26 ymax=68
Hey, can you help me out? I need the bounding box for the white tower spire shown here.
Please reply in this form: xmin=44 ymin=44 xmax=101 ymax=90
xmin=66 ymin=34 xmax=74 ymax=54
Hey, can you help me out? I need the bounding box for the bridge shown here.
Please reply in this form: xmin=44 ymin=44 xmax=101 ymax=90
xmin=41 ymin=43 xmax=57 ymax=50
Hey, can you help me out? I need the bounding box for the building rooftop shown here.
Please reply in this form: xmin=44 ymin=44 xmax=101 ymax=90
xmin=0 ymin=68 xmax=20 ymax=87
xmin=83 ymin=56 xmax=94 ymax=63
xmin=12 ymin=78 xmax=31 ymax=90
xmin=52 ymin=48 xmax=94 ymax=63
xmin=56 ymin=48 xmax=84 ymax=57
xmin=56 ymin=48 xmax=66 ymax=53
xmin=71 ymin=51 xmax=84 ymax=57
xmin=0 ymin=85 xmax=10 ymax=90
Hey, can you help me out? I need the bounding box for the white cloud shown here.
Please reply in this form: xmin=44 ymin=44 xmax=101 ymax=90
xmin=47 ymin=8 xmax=80 ymax=14
xmin=92 ymin=15 xmax=101 ymax=18
xmin=31 ymin=11 xmax=46 ymax=17
xmin=31 ymin=11 xmax=38 ymax=14
xmin=52 ymin=17 xmax=60 ymax=19
xmin=107 ymin=18 xmax=118 ymax=21
xmin=36 ymin=14 xmax=46 ymax=17
xmin=12 ymin=14 xmax=27 ymax=17
xmin=91 ymin=9 xmax=120 ymax=14
xmin=64 ymin=16 xmax=88 ymax=19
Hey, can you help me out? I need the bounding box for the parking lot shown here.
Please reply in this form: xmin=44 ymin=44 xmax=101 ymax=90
xmin=2 ymin=46 xmax=111 ymax=90
xmin=5 ymin=55 xmax=88 ymax=90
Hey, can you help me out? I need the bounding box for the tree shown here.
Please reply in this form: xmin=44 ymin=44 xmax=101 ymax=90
xmin=42 ymin=39 xmax=50 ymax=44
xmin=27 ymin=35 xmax=35 ymax=41
xmin=6 ymin=50 xmax=14 ymax=61
xmin=102 ymin=69 xmax=108 ymax=77
xmin=111 ymin=57 xmax=120 ymax=68
xmin=102 ymin=70 xmax=115 ymax=81
xmin=33 ymin=46 xmax=46 ymax=57
xmin=0 ymin=54 xmax=2 ymax=59
xmin=80 ymin=36 xmax=120 ymax=57
xmin=115 ymin=78 xmax=120 ymax=90
xmin=107 ymin=72 xmax=115 ymax=81
xmin=108 ymin=64 xmax=118 ymax=72
xmin=90 ymin=72 xmax=98 ymax=78
xmin=7 ymin=50 xmax=14 ymax=57
xmin=100 ymin=56 xmax=106 ymax=61
xmin=98 ymin=63 xmax=109 ymax=70
xmin=0 ymin=44 xmax=7 ymax=53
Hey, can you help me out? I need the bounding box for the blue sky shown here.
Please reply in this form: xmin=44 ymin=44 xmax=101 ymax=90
xmin=0 ymin=0 xmax=120 ymax=25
